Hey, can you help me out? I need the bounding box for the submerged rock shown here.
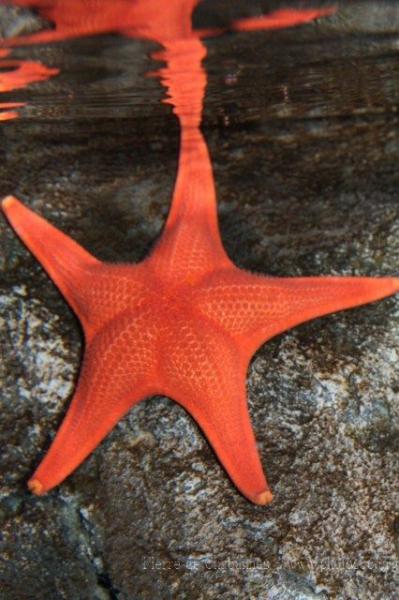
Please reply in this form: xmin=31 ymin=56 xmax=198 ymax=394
xmin=0 ymin=3 xmax=398 ymax=599
xmin=0 ymin=5 xmax=45 ymax=40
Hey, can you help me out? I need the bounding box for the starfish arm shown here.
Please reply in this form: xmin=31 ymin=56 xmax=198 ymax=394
xmin=2 ymin=196 xmax=157 ymax=337
xmin=149 ymin=39 xmax=232 ymax=282
xmin=28 ymin=311 xmax=160 ymax=495
xmin=180 ymin=388 xmax=273 ymax=506
xmin=149 ymin=127 xmax=232 ymax=282
xmin=232 ymin=7 xmax=337 ymax=32
xmin=1 ymin=195 xmax=100 ymax=314
xmin=197 ymin=270 xmax=399 ymax=355
xmin=160 ymin=318 xmax=272 ymax=505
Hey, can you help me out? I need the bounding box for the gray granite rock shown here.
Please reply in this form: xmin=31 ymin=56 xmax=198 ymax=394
xmin=0 ymin=4 xmax=45 ymax=40
xmin=0 ymin=3 xmax=399 ymax=599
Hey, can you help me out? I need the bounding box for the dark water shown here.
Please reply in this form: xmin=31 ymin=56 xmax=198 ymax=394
xmin=1 ymin=1 xmax=398 ymax=269
xmin=1 ymin=2 xmax=398 ymax=122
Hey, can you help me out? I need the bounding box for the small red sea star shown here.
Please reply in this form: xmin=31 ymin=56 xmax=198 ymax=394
xmin=3 ymin=1 xmax=396 ymax=505
xmin=2 ymin=121 xmax=398 ymax=503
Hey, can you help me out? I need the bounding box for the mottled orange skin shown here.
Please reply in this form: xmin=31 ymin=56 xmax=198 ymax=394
xmin=2 ymin=131 xmax=399 ymax=503
xmin=4 ymin=1 xmax=396 ymax=505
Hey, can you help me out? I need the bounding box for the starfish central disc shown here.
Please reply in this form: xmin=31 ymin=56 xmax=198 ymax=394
xmin=2 ymin=191 xmax=398 ymax=504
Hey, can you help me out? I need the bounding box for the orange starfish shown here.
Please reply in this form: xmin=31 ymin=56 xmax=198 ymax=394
xmin=1 ymin=0 xmax=336 ymax=45
xmin=3 ymin=141 xmax=398 ymax=504
xmin=2 ymin=1 xmax=398 ymax=504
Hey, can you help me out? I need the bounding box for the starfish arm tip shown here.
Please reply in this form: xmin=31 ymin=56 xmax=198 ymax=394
xmin=27 ymin=478 xmax=45 ymax=496
xmin=1 ymin=195 xmax=18 ymax=210
xmin=253 ymin=489 xmax=273 ymax=506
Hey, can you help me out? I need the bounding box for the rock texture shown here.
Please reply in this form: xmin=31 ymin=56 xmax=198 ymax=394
xmin=0 ymin=4 xmax=45 ymax=40
xmin=1 ymin=2 xmax=399 ymax=599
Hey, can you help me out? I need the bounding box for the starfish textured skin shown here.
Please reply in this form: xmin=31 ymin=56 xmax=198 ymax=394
xmin=2 ymin=127 xmax=399 ymax=504
xmin=2 ymin=1 xmax=397 ymax=504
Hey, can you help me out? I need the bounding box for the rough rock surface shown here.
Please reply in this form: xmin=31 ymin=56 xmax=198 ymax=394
xmin=0 ymin=4 xmax=45 ymax=40
xmin=1 ymin=3 xmax=399 ymax=599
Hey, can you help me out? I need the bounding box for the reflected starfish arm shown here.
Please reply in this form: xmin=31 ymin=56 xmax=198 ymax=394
xmin=0 ymin=59 xmax=59 ymax=92
xmin=28 ymin=314 xmax=159 ymax=495
xmin=0 ymin=102 xmax=24 ymax=120
xmin=232 ymin=7 xmax=337 ymax=32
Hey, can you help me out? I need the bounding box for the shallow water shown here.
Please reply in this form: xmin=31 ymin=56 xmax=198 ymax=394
xmin=1 ymin=0 xmax=398 ymax=267
xmin=1 ymin=1 xmax=399 ymax=599
xmin=0 ymin=2 xmax=397 ymax=242
xmin=1 ymin=2 xmax=398 ymax=122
